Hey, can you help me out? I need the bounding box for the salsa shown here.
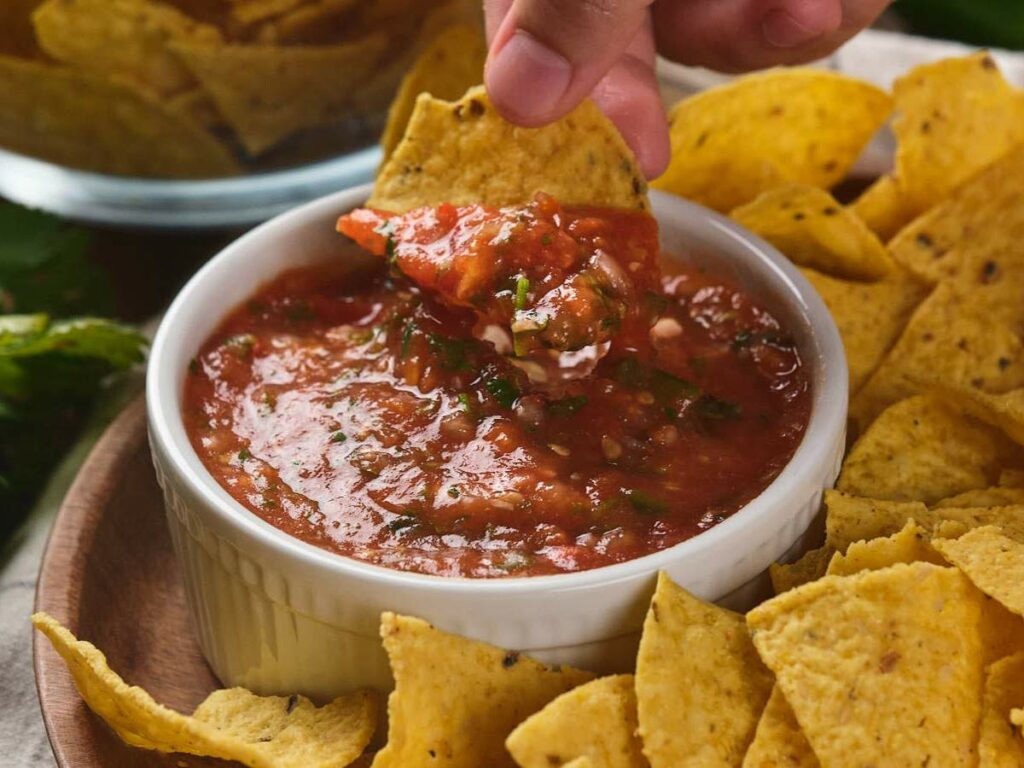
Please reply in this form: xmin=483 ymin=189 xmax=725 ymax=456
xmin=184 ymin=198 xmax=810 ymax=577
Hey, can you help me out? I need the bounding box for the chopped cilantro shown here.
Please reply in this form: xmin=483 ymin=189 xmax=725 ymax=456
xmin=330 ymin=431 xmax=348 ymax=443
xmin=696 ymin=395 xmax=742 ymax=421
xmin=447 ymin=485 xmax=461 ymax=499
xmin=614 ymin=357 xmax=700 ymax=403
xmin=428 ymin=333 xmax=471 ymax=371
xmin=399 ymin=319 xmax=416 ymax=359
xmin=237 ymin=447 xmax=252 ymax=461
xmin=485 ymin=376 xmax=519 ymax=409
xmin=386 ymin=515 xmax=419 ymax=533
xmin=625 ymin=490 xmax=668 ymax=515
xmin=547 ymin=395 xmax=588 ymax=416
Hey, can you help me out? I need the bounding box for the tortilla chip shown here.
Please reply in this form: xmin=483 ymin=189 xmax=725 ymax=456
xmin=255 ymin=0 xmax=360 ymax=44
xmin=824 ymin=490 xmax=1024 ymax=552
xmin=977 ymin=653 xmax=1024 ymax=767
xmin=731 ymin=186 xmax=896 ymax=280
xmin=934 ymin=526 xmax=1024 ymax=617
xmin=32 ymin=0 xmax=221 ymax=97
xmin=826 ymin=520 xmax=945 ymax=576
xmin=505 ymin=675 xmax=646 ymax=768
xmin=373 ymin=612 xmax=592 ymax=768
xmin=380 ymin=24 xmax=486 ymax=162
xmin=936 ymin=386 xmax=1024 ymax=448
xmin=173 ymin=36 xmax=389 ymax=155
xmin=192 ymin=688 xmax=377 ymax=768
xmin=1002 ymin=469 xmax=1024 ymax=489
xmin=747 ymin=563 xmax=985 ymax=767
xmin=31 ymin=612 xmax=375 ymax=767
xmin=838 ymin=394 xmax=1017 ymax=504
xmin=0 ymin=55 xmax=239 ymax=178
xmin=635 ymin=573 xmax=772 ymax=767
xmin=0 ymin=0 xmax=44 ymax=57
xmin=889 ymin=143 xmax=1024 ymax=287
xmin=226 ymin=0 xmax=305 ymax=25
xmin=652 ymin=69 xmax=890 ymax=212
xmin=741 ymin=687 xmax=818 ymax=768
xmin=850 ymin=282 xmax=1024 ymax=430
xmin=933 ymin=486 xmax=1024 ymax=509
xmin=370 ymin=86 xmax=648 ymax=213
xmin=799 ymin=268 xmax=927 ymax=394
xmin=1014 ymin=709 xmax=1024 ymax=730
xmin=769 ymin=546 xmax=833 ymax=595
xmin=892 ymin=52 xmax=1024 ymax=221
xmin=849 ymin=174 xmax=914 ymax=243
xmin=167 ymin=87 xmax=224 ymax=128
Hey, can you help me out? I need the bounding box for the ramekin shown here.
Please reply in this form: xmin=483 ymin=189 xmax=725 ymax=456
xmin=147 ymin=186 xmax=847 ymax=698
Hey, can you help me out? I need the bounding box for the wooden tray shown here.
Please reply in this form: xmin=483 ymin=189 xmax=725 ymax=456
xmin=33 ymin=395 xmax=231 ymax=767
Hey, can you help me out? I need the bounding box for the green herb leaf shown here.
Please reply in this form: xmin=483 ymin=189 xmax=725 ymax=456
xmin=514 ymin=276 xmax=530 ymax=311
xmin=485 ymin=376 xmax=519 ymax=409
xmin=625 ymin=490 xmax=668 ymax=515
xmin=696 ymin=395 xmax=742 ymax=421
xmin=547 ymin=394 xmax=588 ymax=416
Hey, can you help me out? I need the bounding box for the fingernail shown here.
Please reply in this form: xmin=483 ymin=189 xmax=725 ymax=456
xmin=762 ymin=8 xmax=822 ymax=48
xmin=486 ymin=31 xmax=571 ymax=122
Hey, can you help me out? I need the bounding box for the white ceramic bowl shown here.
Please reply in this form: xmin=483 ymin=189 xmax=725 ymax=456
xmin=147 ymin=186 xmax=847 ymax=698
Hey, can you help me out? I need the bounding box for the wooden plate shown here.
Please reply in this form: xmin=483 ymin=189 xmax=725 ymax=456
xmin=33 ymin=395 xmax=231 ymax=767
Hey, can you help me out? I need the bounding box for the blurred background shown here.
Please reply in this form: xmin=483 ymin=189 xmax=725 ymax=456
xmin=1 ymin=0 xmax=1023 ymax=541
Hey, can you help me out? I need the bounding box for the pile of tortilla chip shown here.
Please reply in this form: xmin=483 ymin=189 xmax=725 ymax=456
xmin=0 ymin=0 xmax=482 ymax=177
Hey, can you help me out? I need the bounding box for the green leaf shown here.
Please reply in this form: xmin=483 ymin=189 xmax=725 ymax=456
xmin=485 ymin=376 xmax=519 ymax=409
xmin=1 ymin=317 xmax=146 ymax=367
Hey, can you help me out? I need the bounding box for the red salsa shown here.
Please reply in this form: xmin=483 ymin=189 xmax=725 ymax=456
xmin=184 ymin=197 xmax=810 ymax=577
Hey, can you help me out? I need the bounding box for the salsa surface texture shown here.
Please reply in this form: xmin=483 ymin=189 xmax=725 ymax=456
xmin=184 ymin=200 xmax=810 ymax=577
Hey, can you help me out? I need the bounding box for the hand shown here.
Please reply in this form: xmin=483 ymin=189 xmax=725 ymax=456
xmin=484 ymin=0 xmax=893 ymax=178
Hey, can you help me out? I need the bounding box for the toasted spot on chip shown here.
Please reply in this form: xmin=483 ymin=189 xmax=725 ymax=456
xmin=978 ymin=652 xmax=1024 ymax=766
xmin=934 ymin=526 xmax=1024 ymax=617
xmin=742 ymin=686 xmax=818 ymax=768
xmin=505 ymin=675 xmax=646 ymax=768
xmin=652 ymin=69 xmax=890 ymax=212
xmin=31 ymin=612 xmax=375 ymax=767
xmin=838 ymin=394 xmax=1019 ymax=504
xmin=370 ymin=86 xmax=648 ymax=213
xmin=826 ymin=519 xmax=945 ymax=576
xmin=849 ymin=174 xmax=915 ymax=243
xmin=747 ymin=563 xmax=985 ymax=767
xmin=889 ymin=143 xmax=1024 ymax=288
xmin=0 ymin=54 xmax=239 ymax=178
xmin=172 ymin=37 xmax=390 ymax=155
xmin=933 ymin=486 xmax=1024 ymax=509
xmin=892 ymin=52 xmax=1024 ymax=222
xmin=32 ymin=0 xmax=221 ymax=97
xmin=380 ymin=24 xmax=486 ymax=162
xmin=636 ymin=572 xmax=772 ymax=767
xmin=824 ymin=490 xmax=1024 ymax=552
xmin=799 ymin=268 xmax=926 ymax=394
xmin=850 ymin=283 xmax=1024 ymax=432
xmin=769 ymin=546 xmax=833 ymax=595
xmin=731 ymin=185 xmax=897 ymax=281
xmin=373 ymin=612 xmax=592 ymax=768
xmin=193 ymin=688 xmax=377 ymax=768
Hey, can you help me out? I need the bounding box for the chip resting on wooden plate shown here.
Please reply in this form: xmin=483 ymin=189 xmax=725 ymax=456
xmin=730 ymin=185 xmax=896 ymax=281
xmin=373 ymin=612 xmax=592 ymax=768
xmin=891 ymin=52 xmax=1024 ymax=221
xmin=0 ymin=55 xmax=239 ymax=177
xmin=505 ymin=675 xmax=646 ymax=768
xmin=369 ymin=85 xmax=648 ymax=212
xmin=747 ymin=562 xmax=985 ymax=767
xmin=652 ymin=69 xmax=890 ymax=212
xmin=635 ymin=572 xmax=772 ymax=767
xmin=380 ymin=23 xmax=486 ymax=161
xmin=31 ymin=612 xmax=376 ymax=767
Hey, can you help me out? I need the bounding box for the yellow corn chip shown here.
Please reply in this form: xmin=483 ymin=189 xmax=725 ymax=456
xmin=167 ymin=87 xmax=224 ymax=129
xmin=373 ymin=612 xmax=592 ymax=768
xmin=505 ymin=675 xmax=646 ymax=768
xmin=380 ymin=24 xmax=486 ymax=162
xmin=370 ymin=86 xmax=648 ymax=213
xmin=892 ymin=52 xmax=1024 ymax=221
xmin=824 ymin=490 xmax=1024 ymax=551
xmin=741 ymin=687 xmax=818 ymax=768
xmin=889 ymin=143 xmax=1024 ymax=287
xmin=747 ymin=563 xmax=985 ymax=767
xmin=0 ymin=0 xmax=43 ymax=57
xmin=731 ymin=185 xmax=896 ymax=280
xmin=850 ymin=282 xmax=1024 ymax=430
xmin=653 ymin=69 xmax=890 ymax=212
xmin=32 ymin=0 xmax=221 ymax=97
xmin=255 ymin=0 xmax=360 ymax=44
xmin=635 ymin=572 xmax=772 ymax=767
xmin=849 ymin=174 xmax=914 ymax=243
xmin=838 ymin=394 xmax=1017 ymax=504
xmin=937 ymin=386 xmax=1024 ymax=448
xmin=978 ymin=653 xmax=1024 ymax=767
xmin=934 ymin=526 xmax=1024 ymax=617
xmin=226 ymin=0 xmax=305 ymax=25
xmin=826 ymin=520 xmax=945 ymax=576
xmin=31 ymin=612 xmax=375 ymax=767
xmin=933 ymin=486 xmax=1024 ymax=509
xmin=799 ymin=267 xmax=927 ymax=394
xmin=173 ymin=36 xmax=390 ymax=155
xmin=0 ymin=55 xmax=239 ymax=178
xmin=1013 ymin=709 xmax=1024 ymax=730
xmin=769 ymin=546 xmax=833 ymax=595
xmin=1002 ymin=469 xmax=1024 ymax=489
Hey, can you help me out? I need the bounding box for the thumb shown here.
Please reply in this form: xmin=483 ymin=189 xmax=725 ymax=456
xmin=484 ymin=0 xmax=652 ymax=126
